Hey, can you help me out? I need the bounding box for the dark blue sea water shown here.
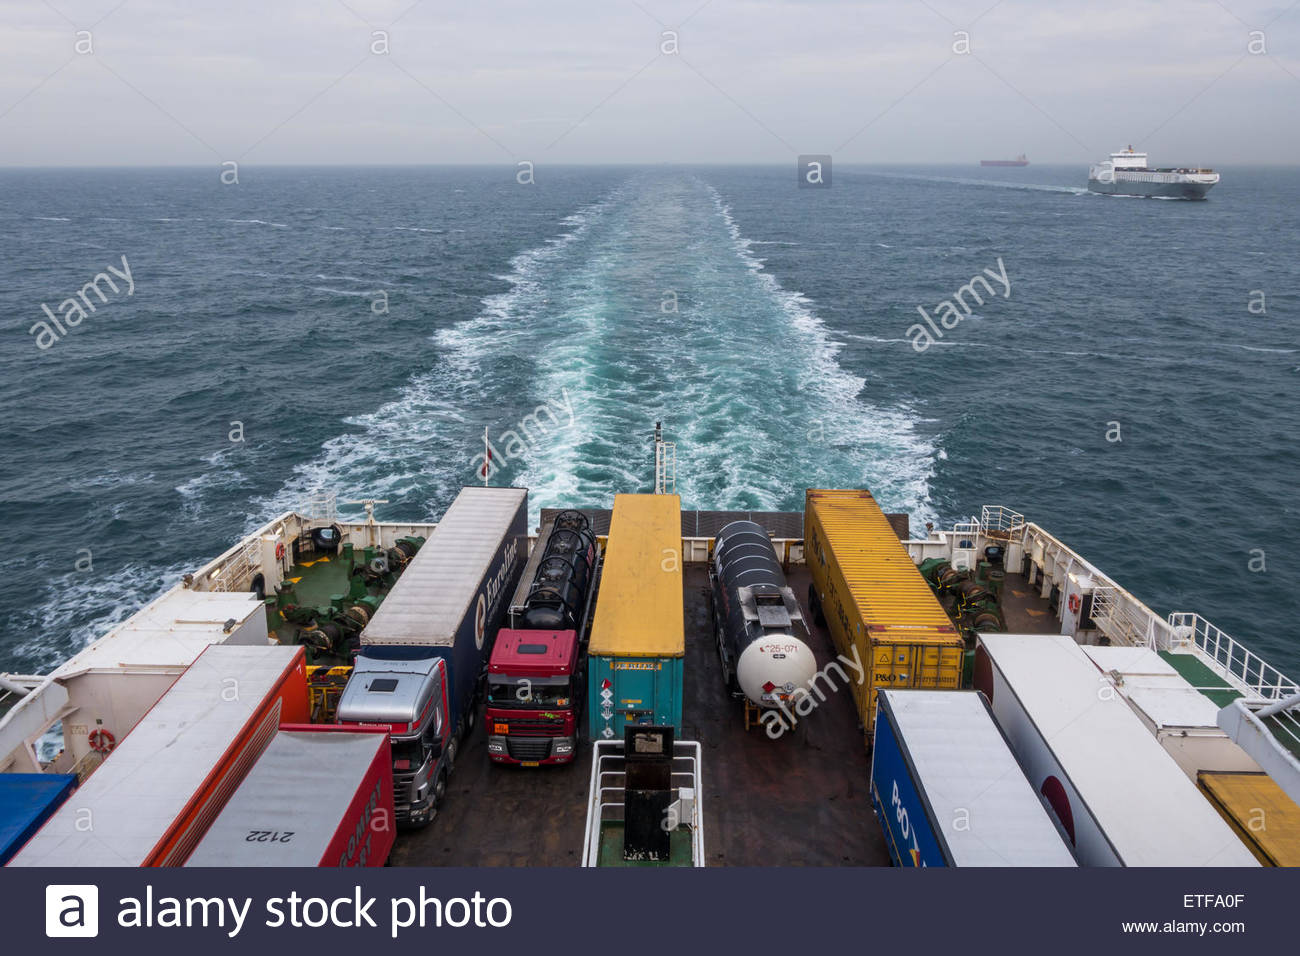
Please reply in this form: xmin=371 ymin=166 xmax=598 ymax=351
xmin=2 ymin=165 xmax=1297 ymax=677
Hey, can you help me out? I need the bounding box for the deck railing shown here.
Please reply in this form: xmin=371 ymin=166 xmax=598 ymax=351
xmin=1089 ymin=586 xmax=1167 ymax=649
xmin=979 ymin=505 xmax=1026 ymax=538
xmin=582 ymin=739 xmax=703 ymax=867
xmin=1167 ymin=613 xmax=1298 ymax=701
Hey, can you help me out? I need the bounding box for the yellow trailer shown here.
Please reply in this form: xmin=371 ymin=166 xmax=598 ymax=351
xmin=587 ymin=494 xmax=685 ymax=738
xmin=1197 ymin=771 xmax=1300 ymax=867
xmin=804 ymin=489 xmax=963 ymax=747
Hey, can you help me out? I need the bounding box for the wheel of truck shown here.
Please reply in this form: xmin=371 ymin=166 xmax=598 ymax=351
xmin=464 ymin=700 xmax=477 ymax=736
xmin=431 ymin=767 xmax=448 ymax=812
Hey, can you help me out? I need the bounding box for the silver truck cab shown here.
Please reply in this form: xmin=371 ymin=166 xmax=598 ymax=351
xmin=336 ymin=652 xmax=448 ymax=827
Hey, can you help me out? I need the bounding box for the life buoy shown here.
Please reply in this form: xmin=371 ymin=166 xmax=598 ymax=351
xmin=1068 ymin=593 xmax=1081 ymax=614
xmin=275 ymin=542 xmax=286 ymax=562
xmin=88 ymin=729 xmax=116 ymax=754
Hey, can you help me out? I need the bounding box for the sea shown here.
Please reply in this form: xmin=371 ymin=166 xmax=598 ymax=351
xmin=1 ymin=164 xmax=1297 ymax=678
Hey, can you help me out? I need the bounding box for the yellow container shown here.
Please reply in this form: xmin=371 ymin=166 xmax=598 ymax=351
xmin=1197 ymin=771 xmax=1300 ymax=866
xmin=587 ymin=494 xmax=685 ymax=738
xmin=805 ymin=489 xmax=963 ymax=746
xmin=588 ymin=494 xmax=684 ymax=658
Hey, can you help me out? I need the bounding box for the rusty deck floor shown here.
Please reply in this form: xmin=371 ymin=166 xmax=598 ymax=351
xmin=998 ymin=571 xmax=1061 ymax=635
xmin=390 ymin=563 xmax=890 ymax=867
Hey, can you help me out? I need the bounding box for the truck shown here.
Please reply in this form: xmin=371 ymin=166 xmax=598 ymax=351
xmin=487 ymin=509 xmax=599 ymax=765
xmin=586 ymin=494 xmax=684 ymax=739
xmin=805 ymin=489 xmax=964 ymax=747
xmin=974 ymin=632 xmax=1259 ymax=867
xmin=184 ymin=724 xmax=395 ymax=867
xmin=336 ymin=486 xmax=527 ymax=826
xmin=8 ymin=643 xmax=309 ymax=866
xmin=871 ymin=689 xmax=1076 ymax=867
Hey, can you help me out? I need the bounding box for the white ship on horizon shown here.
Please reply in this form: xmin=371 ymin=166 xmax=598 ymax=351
xmin=1088 ymin=146 xmax=1219 ymax=199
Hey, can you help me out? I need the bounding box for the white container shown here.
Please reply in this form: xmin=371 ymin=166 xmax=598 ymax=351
xmin=360 ymin=486 xmax=527 ymax=649
xmin=1081 ymin=645 xmax=1260 ymax=779
xmin=974 ymin=633 xmax=1258 ymax=867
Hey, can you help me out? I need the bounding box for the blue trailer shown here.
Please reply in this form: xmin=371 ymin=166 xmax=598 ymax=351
xmin=871 ymin=689 xmax=1076 ymax=867
xmin=0 ymin=773 xmax=77 ymax=864
xmin=339 ymin=486 xmax=528 ymax=825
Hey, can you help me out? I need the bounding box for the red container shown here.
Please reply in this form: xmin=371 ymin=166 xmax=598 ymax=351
xmin=185 ymin=724 xmax=395 ymax=867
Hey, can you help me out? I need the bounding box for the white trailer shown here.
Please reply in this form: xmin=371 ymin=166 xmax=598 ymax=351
xmin=872 ymin=690 xmax=1076 ymax=867
xmin=1081 ymin=645 xmax=1260 ymax=779
xmin=974 ymin=633 xmax=1258 ymax=867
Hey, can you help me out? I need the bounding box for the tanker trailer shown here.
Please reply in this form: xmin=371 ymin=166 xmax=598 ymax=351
xmin=709 ymin=520 xmax=817 ymax=724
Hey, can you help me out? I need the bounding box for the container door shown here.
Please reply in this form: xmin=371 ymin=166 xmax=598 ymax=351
xmin=616 ymin=665 xmax=656 ymax=729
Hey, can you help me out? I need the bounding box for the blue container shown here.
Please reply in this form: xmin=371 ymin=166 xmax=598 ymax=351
xmin=588 ymin=655 xmax=684 ymax=740
xmin=359 ymin=487 xmax=529 ymax=731
xmin=0 ymin=773 xmax=77 ymax=864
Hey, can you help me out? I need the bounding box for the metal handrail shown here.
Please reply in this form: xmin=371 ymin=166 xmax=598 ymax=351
xmin=1168 ymin=613 xmax=1298 ymax=701
xmin=979 ymin=505 xmax=1026 ymax=536
xmin=583 ymin=740 xmax=704 ymax=866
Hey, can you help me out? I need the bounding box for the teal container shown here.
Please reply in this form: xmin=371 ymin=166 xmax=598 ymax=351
xmin=587 ymin=654 xmax=684 ymax=740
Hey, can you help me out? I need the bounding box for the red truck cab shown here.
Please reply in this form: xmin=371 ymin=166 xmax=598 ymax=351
xmin=486 ymin=629 xmax=582 ymax=765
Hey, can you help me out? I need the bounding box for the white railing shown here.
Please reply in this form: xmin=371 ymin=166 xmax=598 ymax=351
xmin=951 ymin=518 xmax=980 ymax=571
xmin=582 ymin=739 xmax=703 ymax=867
xmin=980 ymin=505 xmax=1025 ymax=537
xmin=1168 ymin=613 xmax=1298 ymax=701
xmin=1090 ymin=586 xmax=1164 ymax=648
xmin=303 ymin=490 xmax=337 ymax=523
xmin=208 ymin=537 xmax=263 ymax=593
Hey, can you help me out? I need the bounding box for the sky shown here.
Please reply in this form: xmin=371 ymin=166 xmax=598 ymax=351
xmin=1 ymin=0 xmax=1298 ymax=166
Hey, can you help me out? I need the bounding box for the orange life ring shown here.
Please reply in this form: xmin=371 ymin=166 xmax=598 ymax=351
xmin=1068 ymin=593 xmax=1081 ymax=614
xmin=275 ymin=542 xmax=286 ymax=562
xmin=88 ymin=729 xmax=116 ymax=754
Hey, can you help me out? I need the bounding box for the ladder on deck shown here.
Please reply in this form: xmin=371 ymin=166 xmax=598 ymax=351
xmin=654 ymin=421 xmax=676 ymax=495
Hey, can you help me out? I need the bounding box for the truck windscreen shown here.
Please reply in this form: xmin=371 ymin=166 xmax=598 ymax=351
xmin=487 ymin=676 xmax=572 ymax=708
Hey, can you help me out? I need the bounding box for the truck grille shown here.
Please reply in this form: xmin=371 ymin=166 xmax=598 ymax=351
xmin=506 ymin=737 xmax=553 ymax=761
xmin=503 ymin=718 xmax=563 ymax=734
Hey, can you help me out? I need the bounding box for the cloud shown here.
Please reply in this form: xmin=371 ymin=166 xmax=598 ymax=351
xmin=0 ymin=0 xmax=1296 ymax=164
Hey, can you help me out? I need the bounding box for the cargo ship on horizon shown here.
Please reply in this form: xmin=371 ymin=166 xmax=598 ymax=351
xmin=1089 ymin=145 xmax=1219 ymax=199
xmin=981 ymin=154 xmax=1029 ymax=167
xmin=2 ymin=429 xmax=1297 ymax=868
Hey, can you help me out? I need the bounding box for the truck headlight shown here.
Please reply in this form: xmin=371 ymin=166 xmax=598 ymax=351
xmin=554 ymin=738 xmax=574 ymax=755
xmin=487 ymin=737 xmax=506 ymax=754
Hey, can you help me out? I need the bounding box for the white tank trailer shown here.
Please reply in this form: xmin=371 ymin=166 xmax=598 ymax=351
xmin=710 ymin=520 xmax=817 ymax=708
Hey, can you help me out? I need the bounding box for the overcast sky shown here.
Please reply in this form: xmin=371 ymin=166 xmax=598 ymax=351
xmin=1 ymin=0 xmax=1298 ymax=166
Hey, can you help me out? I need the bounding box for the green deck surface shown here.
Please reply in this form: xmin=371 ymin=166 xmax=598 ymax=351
xmin=1160 ymin=652 xmax=1300 ymax=763
xmin=597 ymin=824 xmax=695 ymax=867
xmin=266 ymin=554 xmax=359 ymax=645
xmin=1158 ymin=651 xmax=1243 ymax=708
